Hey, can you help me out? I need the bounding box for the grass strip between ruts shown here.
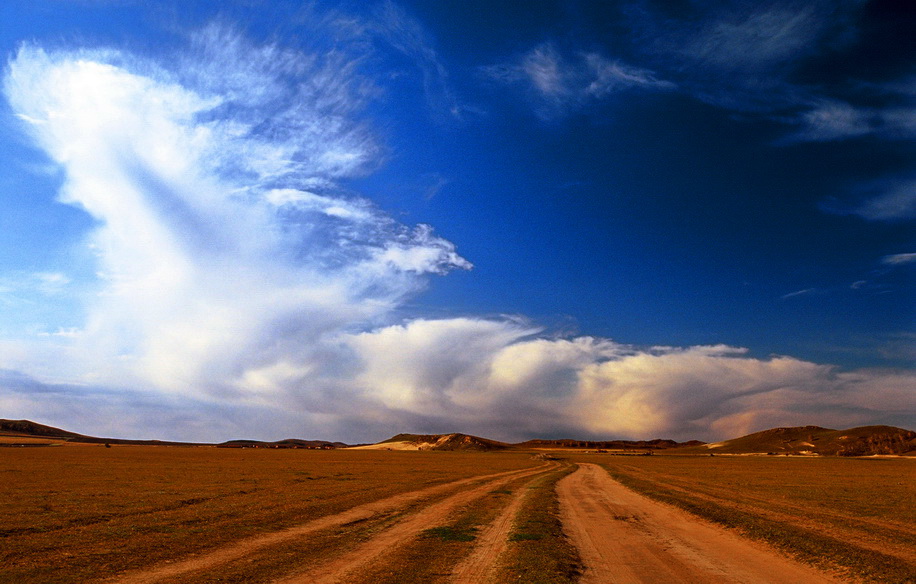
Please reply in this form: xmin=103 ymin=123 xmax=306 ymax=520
xmin=494 ymin=462 xmax=582 ymax=584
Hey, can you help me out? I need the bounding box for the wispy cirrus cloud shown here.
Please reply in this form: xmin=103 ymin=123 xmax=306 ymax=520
xmin=482 ymin=42 xmax=674 ymax=119
xmin=821 ymin=174 xmax=916 ymax=222
xmin=883 ymin=253 xmax=916 ymax=266
xmin=370 ymin=0 xmax=462 ymax=120
xmin=622 ymin=0 xmax=915 ymax=143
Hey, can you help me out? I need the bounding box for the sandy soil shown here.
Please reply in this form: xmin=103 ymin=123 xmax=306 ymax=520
xmin=272 ymin=463 xmax=555 ymax=584
xmin=107 ymin=464 xmax=547 ymax=584
xmin=557 ymin=463 xmax=841 ymax=584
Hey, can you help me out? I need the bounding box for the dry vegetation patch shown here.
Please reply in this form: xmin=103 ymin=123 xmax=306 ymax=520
xmin=0 ymin=445 xmax=538 ymax=584
xmin=492 ymin=463 xmax=582 ymax=584
xmin=573 ymin=454 xmax=915 ymax=584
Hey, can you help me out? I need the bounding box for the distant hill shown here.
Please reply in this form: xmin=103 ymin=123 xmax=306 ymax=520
xmin=5 ymin=418 xmax=913 ymax=456
xmin=0 ymin=419 xmax=87 ymax=440
xmin=518 ymin=438 xmax=705 ymax=450
xmin=0 ymin=419 xmax=347 ymax=448
xmin=0 ymin=419 xmax=202 ymax=446
xmin=682 ymin=425 xmax=916 ymax=456
xmin=217 ymin=438 xmax=348 ymax=449
xmin=354 ymin=433 xmax=511 ymax=451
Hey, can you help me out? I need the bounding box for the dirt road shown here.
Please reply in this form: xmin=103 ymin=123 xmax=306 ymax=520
xmin=557 ymin=463 xmax=840 ymax=584
xmin=273 ymin=463 xmax=554 ymax=584
xmin=108 ymin=463 xmax=550 ymax=584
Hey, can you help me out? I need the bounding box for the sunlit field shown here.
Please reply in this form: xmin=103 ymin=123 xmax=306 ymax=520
xmin=572 ymin=453 xmax=916 ymax=583
xmin=0 ymin=445 xmax=539 ymax=584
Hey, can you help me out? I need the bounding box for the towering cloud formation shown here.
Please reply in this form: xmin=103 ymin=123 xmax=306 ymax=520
xmin=2 ymin=28 xmax=912 ymax=443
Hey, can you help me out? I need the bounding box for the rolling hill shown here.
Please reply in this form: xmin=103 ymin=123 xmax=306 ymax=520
xmin=682 ymin=425 xmax=916 ymax=456
xmin=5 ymin=418 xmax=914 ymax=455
xmin=352 ymin=433 xmax=511 ymax=451
xmin=518 ymin=438 xmax=705 ymax=450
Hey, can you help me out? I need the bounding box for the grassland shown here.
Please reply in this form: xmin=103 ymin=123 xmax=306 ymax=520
xmin=570 ymin=453 xmax=916 ymax=584
xmin=5 ymin=442 xmax=913 ymax=584
xmin=0 ymin=444 xmax=539 ymax=584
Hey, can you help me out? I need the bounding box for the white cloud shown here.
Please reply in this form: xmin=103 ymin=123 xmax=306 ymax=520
xmin=1 ymin=27 xmax=911 ymax=444
xmin=2 ymin=35 xmax=469 ymax=398
xmin=792 ymin=100 xmax=875 ymax=141
xmin=333 ymin=319 xmax=914 ymax=441
xmin=781 ymin=288 xmax=816 ymax=299
xmin=370 ymin=0 xmax=462 ymax=119
xmin=882 ymin=253 xmax=916 ymax=266
xmin=484 ymin=43 xmax=673 ymax=118
xmin=522 ymin=45 xmax=568 ymax=98
xmin=678 ymin=6 xmax=824 ymax=74
xmin=854 ymin=181 xmax=916 ymax=221
xmin=584 ymin=53 xmax=676 ymax=97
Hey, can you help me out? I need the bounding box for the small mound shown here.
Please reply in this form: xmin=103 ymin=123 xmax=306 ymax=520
xmin=355 ymin=433 xmax=510 ymax=451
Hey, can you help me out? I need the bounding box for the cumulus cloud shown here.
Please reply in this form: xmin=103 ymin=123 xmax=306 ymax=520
xmin=329 ymin=323 xmax=914 ymax=441
xmin=1 ymin=27 xmax=912 ymax=443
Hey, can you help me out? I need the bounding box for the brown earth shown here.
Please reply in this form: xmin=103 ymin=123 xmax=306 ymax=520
xmin=271 ymin=463 xmax=556 ymax=583
xmin=447 ymin=471 xmax=545 ymax=583
xmin=107 ymin=462 xmax=552 ymax=584
xmin=557 ymin=463 xmax=841 ymax=584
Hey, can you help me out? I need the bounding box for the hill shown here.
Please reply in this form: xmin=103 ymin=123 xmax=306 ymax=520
xmin=217 ymin=438 xmax=347 ymax=449
xmin=518 ymin=438 xmax=705 ymax=450
xmin=0 ymin=419 xmax=87 ymax=440
xmin=352 ymin=433 xmax=511 ymax=451
xmin=682 ymin=425 xmax=916 ymax=456
xmin=0 ymin=419 xmax=347 ymax=448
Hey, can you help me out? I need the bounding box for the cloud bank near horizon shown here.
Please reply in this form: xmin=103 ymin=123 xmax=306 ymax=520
xmin=1 ymin=27 xmax=912 ymax=443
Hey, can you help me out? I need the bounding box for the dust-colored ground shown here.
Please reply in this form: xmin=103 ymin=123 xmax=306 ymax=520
xmin=271 ymin=463 xmax=556 ymax=584
xmin=109 ymin=463 xmax=551 ymax=584
xmin=557 ymin=463 xmax=840 ymax=584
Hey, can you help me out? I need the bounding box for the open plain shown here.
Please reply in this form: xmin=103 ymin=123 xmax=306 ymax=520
xmin=1 ymin=444 xmax=914 ymax=584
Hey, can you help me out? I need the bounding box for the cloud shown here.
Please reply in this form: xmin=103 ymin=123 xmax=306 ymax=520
xmin=329 ymin=321 xmax=914 ymax=441
xmin=789 ymin=100 xmax=875 ymax=141
xmin=781 ymin=288 xmax=816 ymax=299
xmin=483 ymin=43 xmax=673 ymax=118
xmin=2 ymin=35 xmax=469 ymax=397
xmin=822 ymin=175 xmax=916 ymax=222
xmin=675 ymin=5 xmax=827 ymax=74
xmin=370 ymin=0 xmax=462 ymax=119
xmin=623 ymin=1 xmax=915 ymax=144
xmin=1 ymin=25 xmax=912 ymax=444
xmin=882 ymin=253 xmax=916 ymax=266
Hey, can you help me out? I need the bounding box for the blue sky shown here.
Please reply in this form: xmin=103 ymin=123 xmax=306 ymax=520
xmin=0 ymin=0 xmax=912 ymax=442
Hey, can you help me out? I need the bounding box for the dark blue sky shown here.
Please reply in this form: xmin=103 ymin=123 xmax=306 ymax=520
xmin=0 ymin=0 xmax=912 ymax=441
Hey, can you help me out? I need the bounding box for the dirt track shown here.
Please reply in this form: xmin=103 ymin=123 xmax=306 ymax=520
xmin=557 ymin=463 xmax=841 ymax=584
xmin=274 ymin=463 xmax=554 ymax=584
xmin=108 ymin=463 xmax=550 ymax=584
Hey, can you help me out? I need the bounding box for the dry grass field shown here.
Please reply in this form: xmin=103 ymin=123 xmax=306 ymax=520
xmin=0 ymin=444 xmax=540 ymax=584
xmin=4 ymin=443 xmax=914 ymax=584
xmin=571 ymin=453 xmax=916 ymax=583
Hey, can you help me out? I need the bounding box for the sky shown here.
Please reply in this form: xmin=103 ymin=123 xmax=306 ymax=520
xmin=0 ymin=0 xmax=913 ymax=443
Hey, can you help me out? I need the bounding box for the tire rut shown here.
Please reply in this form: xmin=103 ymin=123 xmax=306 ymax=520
xmin=272 ymin=463 xmax=557 ymax=584
xmin=447 ymin=469 xmax=550 ymax=583
xmin=106 ymin=464 xmax=548 ymax=584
